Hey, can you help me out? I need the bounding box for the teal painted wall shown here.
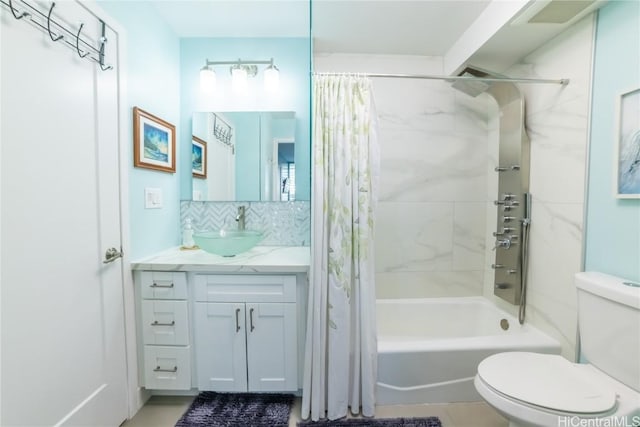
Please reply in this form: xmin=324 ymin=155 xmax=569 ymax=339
xmin=585 ymin=0 xmax=640 ymax=281
xmin=179 ymin=37 xmax=311 ymax=201
xmin=98 ymin=1 xmax=182 ymax=259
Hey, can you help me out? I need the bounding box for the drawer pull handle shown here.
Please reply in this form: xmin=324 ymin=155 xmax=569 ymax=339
xmin=151 ymin=320 xmax=175 ymax=326
xmin=249 ymin=308 xmax=255 ymax=332
xmin=235 ymin=308 xmax=241 ymax=332
xmin=153 ymin=366 xmax=177 ymax=373
xmin=150 ymin=283 xmax=174 ymax=288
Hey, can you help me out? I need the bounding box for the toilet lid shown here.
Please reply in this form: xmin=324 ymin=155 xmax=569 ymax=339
xmin=477 ymin=352 xmax=617 ymax=414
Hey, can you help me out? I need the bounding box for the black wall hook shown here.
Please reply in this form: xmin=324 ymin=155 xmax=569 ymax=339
xmin=75 ymin=23 xmax=89 ymax=58
xmin=47 ymin=2 xmax=63 ymax=41
xmin=8 ymin=0 xmax=29 ymax=19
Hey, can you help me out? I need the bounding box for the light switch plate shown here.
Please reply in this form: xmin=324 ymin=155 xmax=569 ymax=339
xmin=144 ymin=187 xmax=163 ymax=209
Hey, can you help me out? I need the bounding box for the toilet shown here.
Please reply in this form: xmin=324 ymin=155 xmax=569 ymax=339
xmin=474 ymin=272 xmax=640 ymax=427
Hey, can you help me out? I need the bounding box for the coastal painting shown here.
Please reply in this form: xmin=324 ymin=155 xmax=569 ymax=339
xmin=192 ymin=136 xmax=207 ymax=178
xmin=133 ymin=107 xmax=176 ymax=173
xmin=616 ymin=87 xmax=640 ymax=198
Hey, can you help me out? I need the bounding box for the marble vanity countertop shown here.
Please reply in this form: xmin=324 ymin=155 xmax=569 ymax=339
xmin=131 ymin=246 xmax=310 ymax=273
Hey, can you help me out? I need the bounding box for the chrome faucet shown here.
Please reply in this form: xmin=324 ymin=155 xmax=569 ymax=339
xmin=235 ymin=206 xmax=246 ymax=231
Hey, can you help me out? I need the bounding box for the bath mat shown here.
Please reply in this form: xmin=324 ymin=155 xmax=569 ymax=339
xmin=297 ymin=418 xmax=442 ymax=427
xmin=175 ymin=391 xmax=294 ymax=427
xmin=297 ymin=417 xmax=442 ymax=427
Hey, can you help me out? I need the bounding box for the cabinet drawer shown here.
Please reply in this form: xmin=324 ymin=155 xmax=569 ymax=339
xmin=194 ymin=275 xmax=296 ymax=303
xmin=141 ymin=300 xmax=189 ymax=346
xmin=143 ymin=345 xmax=191 ymax=390
xmin=140 ymin=271 xmax=187 ymax=300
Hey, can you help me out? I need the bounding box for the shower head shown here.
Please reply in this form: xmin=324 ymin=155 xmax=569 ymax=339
xmin=450 ymin=66 xmax=497 ymax=97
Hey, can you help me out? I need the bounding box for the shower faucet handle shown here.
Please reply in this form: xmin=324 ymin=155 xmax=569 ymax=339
xmin=503 ymin=216 xmax=516 ymax=223
xmin=502 ymin=193 xmax=516 ymax=200
xmin=493 ymin=239 xmax=512 ymax=250
xmin=494 ymin=165 xmax=521 ymax=172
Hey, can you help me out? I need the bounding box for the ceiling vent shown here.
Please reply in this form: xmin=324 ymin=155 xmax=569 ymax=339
xmin=511 ymin=0 xmax=606 ymax=26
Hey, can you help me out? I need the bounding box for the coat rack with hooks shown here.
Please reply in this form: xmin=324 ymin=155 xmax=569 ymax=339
xmin=1 ymin=0 xmax=113 ymax=71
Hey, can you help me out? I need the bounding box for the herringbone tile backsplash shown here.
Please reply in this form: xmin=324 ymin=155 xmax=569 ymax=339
xmin=180 ymin=201 xmax=311 ymax=246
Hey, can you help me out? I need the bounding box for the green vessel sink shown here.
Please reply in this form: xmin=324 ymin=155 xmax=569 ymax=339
xmin=193 ymin=229 xmax=264 ymax=257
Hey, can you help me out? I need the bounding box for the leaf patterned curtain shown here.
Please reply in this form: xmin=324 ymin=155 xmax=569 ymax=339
xmin=302 ymin=74 xmax=379 ymax=421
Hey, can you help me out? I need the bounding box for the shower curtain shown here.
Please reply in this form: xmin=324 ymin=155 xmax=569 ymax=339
xmin=302 ymin=74 xmax=379 ymax=421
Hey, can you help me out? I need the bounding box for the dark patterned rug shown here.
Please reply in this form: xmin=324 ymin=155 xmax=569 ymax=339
xmin=175 ymin=391 xmax=295 ymax=427
xmin=297 ymin=417 xmax=442 ymax=427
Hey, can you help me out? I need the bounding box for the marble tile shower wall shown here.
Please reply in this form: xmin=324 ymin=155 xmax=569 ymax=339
xmin=482 ymin=16 xmax=595 ymax=361
xmin=180 ymin=201 xmax=310 ymax=246
xmin=315 ymin=54 xmax=491 ymax=298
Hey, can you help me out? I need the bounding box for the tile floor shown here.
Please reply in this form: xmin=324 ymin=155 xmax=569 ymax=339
xmin=122 ymin=395 xmax=508 ymax=427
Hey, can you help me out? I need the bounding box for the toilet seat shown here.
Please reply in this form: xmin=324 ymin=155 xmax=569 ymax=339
xmin=477 ymin=352 xmax=618 ymax=414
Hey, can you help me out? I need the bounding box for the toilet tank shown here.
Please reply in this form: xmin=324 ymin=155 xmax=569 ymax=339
xmin=576 ymin=272 xmax=640 ymax=392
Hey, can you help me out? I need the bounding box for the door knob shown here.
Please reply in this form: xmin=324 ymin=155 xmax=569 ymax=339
xmin=103 ymin=247 xmax=123 ymax=264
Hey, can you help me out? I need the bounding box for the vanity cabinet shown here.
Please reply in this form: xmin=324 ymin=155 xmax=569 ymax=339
xmin=138 ymin=271 xmax=192 ymax=390
xmin=132 ymin=245 xmax=310 ymax=394
xmin=194 ymin=274 xmax=298 ymax=392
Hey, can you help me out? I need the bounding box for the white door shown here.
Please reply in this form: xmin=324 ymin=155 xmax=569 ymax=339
xmin=1 ymin=2 xmax=128 ymax=426
xmin=246 ymin=303 xmax=298 ymax=391
xmin=194 ymin=303 xmax=248 ymax=391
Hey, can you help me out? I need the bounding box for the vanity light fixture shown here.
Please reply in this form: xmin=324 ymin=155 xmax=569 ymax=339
xmin=263 ymin=63 xmax=280 ymax=92
xmin=199 ymin=58 xmax=280 ymax=93
xmin=200 ymin=66 xmax=216 ymax=92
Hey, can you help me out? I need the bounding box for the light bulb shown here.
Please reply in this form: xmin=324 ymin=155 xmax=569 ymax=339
xmin=264 ymin=65 xmax=279 ymax=92
xmin=231 ymin=66 xmax=248 ymax=93
xmin=200 ymin=67 xmax=216 ymax=92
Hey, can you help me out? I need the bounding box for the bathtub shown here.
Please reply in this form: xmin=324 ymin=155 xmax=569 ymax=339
xmin=376 ymin=296 xmax=561 ymax=405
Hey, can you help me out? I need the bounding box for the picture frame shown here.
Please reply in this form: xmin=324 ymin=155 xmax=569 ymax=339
xmin=133 ymin=107 xmax=176 ymax=173
xmin=615 ymin=87 xmax=640 ymax=198
xmin=192 ymin=136 xmax=207 ymax=179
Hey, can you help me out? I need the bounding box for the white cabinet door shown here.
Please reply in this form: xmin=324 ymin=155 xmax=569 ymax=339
xmin=195 ymin=303 xmax=248 ymax=392
xmin=1 ymin=2 xmax=128 ymax=426
xmin=246 ymin=303 xmax=298 ymax=392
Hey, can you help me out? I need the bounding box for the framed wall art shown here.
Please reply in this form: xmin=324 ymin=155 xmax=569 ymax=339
xmin=192 ymin=136 xmax=207 ymax=179
xmin=133 ymin=107 xmax=176 ymax=173
xmin=615 ymin=87 xmax=640 ymax=198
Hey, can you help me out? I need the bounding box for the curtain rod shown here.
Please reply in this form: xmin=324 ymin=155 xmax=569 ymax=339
xmin=313 ymin=72 xmax=569 ymax=85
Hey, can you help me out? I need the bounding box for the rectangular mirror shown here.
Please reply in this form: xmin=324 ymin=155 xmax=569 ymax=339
xmin=192 ymin=111 xmax=299 ymax=201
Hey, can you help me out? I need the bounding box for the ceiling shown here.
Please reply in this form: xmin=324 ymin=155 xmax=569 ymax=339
xmin=311 ymin=1 xmax=491 ymax=55
xmin=150 ymin=0 xmax=607 ymax=73
xmin=150 ymin=0 xmax=491 ymax=56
